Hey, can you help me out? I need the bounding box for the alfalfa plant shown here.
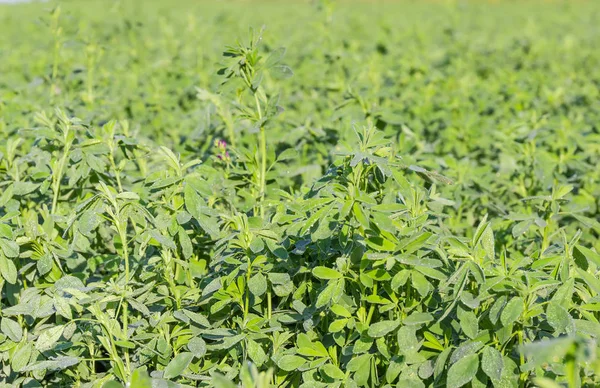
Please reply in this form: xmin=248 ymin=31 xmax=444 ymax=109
xmin=30 ymin=109 xmax=80 ymax=215
xmin=217 ymin=26 xmax=292 ymax=218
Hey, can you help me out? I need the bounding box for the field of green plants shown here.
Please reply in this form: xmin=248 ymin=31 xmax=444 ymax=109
xmin=1 ymin=0 xmax=600 ymax=387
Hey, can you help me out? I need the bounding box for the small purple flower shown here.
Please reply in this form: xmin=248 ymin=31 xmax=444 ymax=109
xmin=214 ymin=139 xmax=227 ymax=152
xmin=214 ymin=140 xmax=231 ymax=163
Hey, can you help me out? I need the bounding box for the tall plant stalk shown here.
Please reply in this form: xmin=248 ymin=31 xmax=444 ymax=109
xmin=255 ymin=94 xmax=267 ymax=218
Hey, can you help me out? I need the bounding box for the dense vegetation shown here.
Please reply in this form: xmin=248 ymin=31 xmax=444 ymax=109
xmin=1 ymin=1 xmax=600 ymax=387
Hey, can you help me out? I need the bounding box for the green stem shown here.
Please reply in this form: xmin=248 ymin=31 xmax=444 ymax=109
xmin=254 ymin=93 xmax=266 ymax=218
xmin=259 ymin=127 xmax=267 ymax=218
xmin=540 ymin=221 xmax=550 ymax=259
xmin=244 ymin=257 xmax=252 ymax=320
xmin=51 ymin=141 xmax=72 ymax=214
xmin=89 ymin=342 xmax=96 ymax=376
xmin=366 ymin=283 xmax=378 ymax=325
xmin=117 ymin=222 xmax=131 ymax=376
xmin=518 ymin=329 xmax=526 ymax=385
xmin=110 ymin=152 xmax=123 ymax=192
xmin=267 ymin=289 xmax=272 ymax=320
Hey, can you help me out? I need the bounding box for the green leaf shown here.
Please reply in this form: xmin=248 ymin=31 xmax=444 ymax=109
xmin=36 ymin=325 xmax=65 ymax=351
xmin=213 ymin=373 xmax=237 ymax=388
xmin=434 ymin=348 xmax=452 ymax=379
xmin=312 ymin=266 xmax=342 ymax=280
xmin=347 ymin=353 xmax=371 ymax=372
xmin=552 ymin=184 xmax=573 ymax=200
xmin=298 ymin=340 xmax=328 ymax=358
xmin=0 ymin=224 xmax=12 ymax=239
xmin=573 ymin=246 xmax=600 ymax=267
xmin=277 ymin=355 xmax=306 ymax=371
xmin=367 ymin=320 xmax=400 ymax=338
xmin=184 ymin=184 xmax=220 ymax=239
xmin=489 ymin=295 xmax=507 ymax=324
xmin=178 ymin=227 xmax=193 ymax=260
xmin=447 ymin=353 xmax=479 ymax=388
xmin=249 ymin=237 xmax=265 ymax=253
xmin=271 ymin=64 xmax=293 ymax=79
xmin=386 ymin=358 xmax=403 ymax=383
xmin=576 ymin=268 xmax=600 ymax=294
xmin=316 ymin=282 xmax=336 ymax=308
xmin=366 ymin=235 xmax=396 ymax=251
xmin=391 ymin=270 xmax=410 ymax=290
xmin=353 ymin=203 xmax=370 ymax=229
xmin=411 ymin=271 xmax=432 ymax=297
xmin=268 ymin=272 xmax=291 ymax=285
xmin=500 ymin=297 xmax=524 ymax=326
xmin=37 ymin=254 xmax=53 ymax=276
xmin=532 ymin=377 xmax=565 ymax=388
xmin=546 ymin=302 xmax=572 ymax=333
xmin=12 ymin=342 xmax=33 ymax=372
xmin=188 ymin=337 xmax=207 ymax=358
xmin=148 ymin=230 xmax=176 ymax=250
xmin=397 ymin=326 xmax=420 ymax=355
xmin=481 ymin=225 xmax=495 ymax=260
xmin=0 ymin=238 xmax=19 ymax=258
xmin=130 ymin=367 xmax=152 ymax=388
xmin=459 ymin=311 xmax=479 ymax=339
xmin=481 ymin=346 xmax=503 ymax=382
xmin=55 ymin=275 xmax=86 ymax=292
xmin=0 ymin=254 xmax=17 ymax=284
xmin=331 ymin=304 xmax=352 ymax=318
xmin=322 ymin=363 xmax=345 ymax=380
xmin=404 ymin=312 xmax=434 ymax=326
xmin=329 ymin=319 xmax=348 ymax=332
xmin=116 ymin=191 xmax=140 ymax=201
xmin=248 ymin=272 xmax=267 ymax=297
xmin=12 ymin=181 xmax=40 ymax=196
xmin=450 ymin=341 xmax=484 ymax=364
xmin=22 ymin=356 xmax=79 ymax=372
xmin=115 ymin=340 xmax=136 ymax=349
xmin=276 ymin=148 xmax=297 ymax=162
xmin=246 ymin=339 xmax=267 ymax=366
xmin=1 ymin=317 xmax=22 ymax=342
xmin=163 ymin=352 xmax=194 ymax=379
xmin=512 ymin=220 xmax=532 ymax=238
xmin=102 ymin=382 xmax=124 ymax=388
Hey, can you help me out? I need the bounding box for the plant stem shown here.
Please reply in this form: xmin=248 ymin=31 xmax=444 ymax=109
xmin=267 ymin=289 xmax=272 ymax=320
xmin=244 ymin=256 xmax=252 ymax=320
xmin=366 ymin=283 xmax=378 ymax=325
xmin=109 ymin=152 xmax=123 ymax=192
xmin=518 ymin=329 xmax=526 ymax=384
xmin=259 ymin=127 xmax=267 ymax=218
xmin=117 ymin=221 xmax=131 ymax=376
xmin=52 ymin=141 xmax=72 ymax=214
xmin=254 ymin=93 xmax=266 ymax=218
